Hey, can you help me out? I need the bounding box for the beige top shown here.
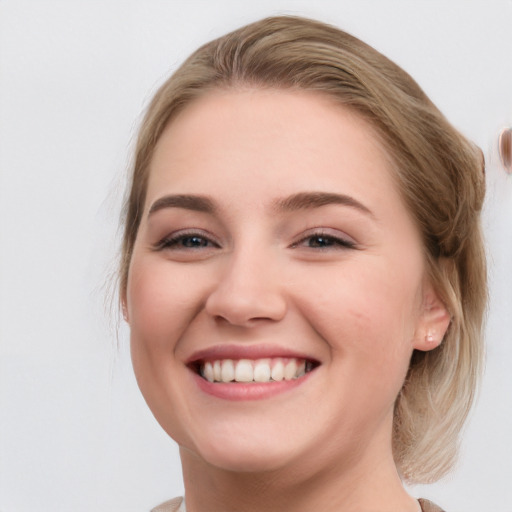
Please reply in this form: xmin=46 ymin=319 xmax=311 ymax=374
xmin=151 ymin=497 xmax=185 ymax=512
xmin=151 ymin=497 xmax=445 ymax=512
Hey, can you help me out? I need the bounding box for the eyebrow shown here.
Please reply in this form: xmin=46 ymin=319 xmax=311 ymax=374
xmin=148 ymin=194 xmax=216 ymax=216
xmin=147 ymin=191 xmax=374 ymax=218
xmin=273 ymin=192 xmax=374 ymax=217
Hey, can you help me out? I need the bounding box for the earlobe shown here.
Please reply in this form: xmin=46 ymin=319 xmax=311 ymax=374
xmin=413 ymin=284 xmax=451 ymax=352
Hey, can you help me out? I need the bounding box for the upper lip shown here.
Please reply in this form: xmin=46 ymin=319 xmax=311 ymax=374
xmin=186 ymin=344 xmax=320 ymax=364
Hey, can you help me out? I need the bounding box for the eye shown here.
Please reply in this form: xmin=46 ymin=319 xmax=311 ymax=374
xmin=154 ymin=230 xmax=220 ymax=251
xmin=292 ymin=231 xmax=356 ymax=250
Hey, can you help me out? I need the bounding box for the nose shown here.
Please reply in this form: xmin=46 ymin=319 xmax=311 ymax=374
xmin=205 ymin=247 xmax=287 ymax=327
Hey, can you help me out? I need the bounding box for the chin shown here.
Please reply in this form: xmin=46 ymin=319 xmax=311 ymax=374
xmin=182 ymin=432 xmax=299 ymax=474
xmin=202 ymin=449 xmax=290 ymax=474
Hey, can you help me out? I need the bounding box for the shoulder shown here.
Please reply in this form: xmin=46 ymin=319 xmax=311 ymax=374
xmin=151 ymin=496 xmax=185 ymax=512
xmin=419 ymin=498 xmax=446 ymax=512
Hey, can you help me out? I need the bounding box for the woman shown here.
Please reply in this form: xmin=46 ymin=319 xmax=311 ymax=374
xmin=119 ymin=16 xmax=486 ymax=512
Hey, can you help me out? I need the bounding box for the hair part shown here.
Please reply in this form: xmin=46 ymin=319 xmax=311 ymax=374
xmin=120 ymin=15 xmax=487 ymax=483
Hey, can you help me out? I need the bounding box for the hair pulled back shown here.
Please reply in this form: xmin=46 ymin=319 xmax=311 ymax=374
xmin=120 ymin=16 xmax=487 ymax=483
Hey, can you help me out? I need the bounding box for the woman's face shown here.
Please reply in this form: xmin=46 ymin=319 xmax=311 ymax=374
xmin=126 ymin=89 xmax=442 ymax=474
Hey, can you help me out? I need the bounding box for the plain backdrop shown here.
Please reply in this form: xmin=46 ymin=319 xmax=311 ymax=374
xmin=0 ymin=1 xmax=511 ymax=511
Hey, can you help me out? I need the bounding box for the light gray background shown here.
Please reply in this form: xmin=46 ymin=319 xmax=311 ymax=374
xmin=1 ymin=1 xmax=511 ymax=511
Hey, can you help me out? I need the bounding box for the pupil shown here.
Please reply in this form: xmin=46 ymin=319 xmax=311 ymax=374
xmin=184 ymin=236 xmax=207 ymax=247
xmin=310 ymin=236 xmax=331 ymax=247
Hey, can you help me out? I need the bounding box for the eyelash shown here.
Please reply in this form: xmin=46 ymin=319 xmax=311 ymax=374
xmin=154 ymin=230 xmax=356 ymax=252
xmin=154 ymin=230 xmax=220 ymax=251
xmin=291 ymin=231 xmax=356 ymax=250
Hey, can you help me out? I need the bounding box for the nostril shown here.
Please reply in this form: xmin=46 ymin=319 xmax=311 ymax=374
xmin=205 ymin=288 xmax=287 ymax=326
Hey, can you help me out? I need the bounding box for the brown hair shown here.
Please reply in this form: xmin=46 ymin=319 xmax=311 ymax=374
xmin=120 ymin=15 xmax=487 ymax=483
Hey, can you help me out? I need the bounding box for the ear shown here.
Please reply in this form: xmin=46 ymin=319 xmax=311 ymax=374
xmin=413 ymin=280 xmax=451 ymax=352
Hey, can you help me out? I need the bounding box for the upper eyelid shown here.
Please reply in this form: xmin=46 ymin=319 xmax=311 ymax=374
xmin=291 ymin=228 xmax=356 ymax=244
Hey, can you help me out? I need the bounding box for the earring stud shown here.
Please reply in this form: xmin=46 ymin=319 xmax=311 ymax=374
xmin=425 ymin=331 xmax=435 ymax=344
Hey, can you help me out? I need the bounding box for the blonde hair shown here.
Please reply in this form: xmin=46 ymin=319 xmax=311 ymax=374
xmin=120 ymin=16 xmax=487 ymax=483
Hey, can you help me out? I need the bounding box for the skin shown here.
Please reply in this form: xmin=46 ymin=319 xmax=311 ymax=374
xmin=125 ymin=88 xmax=450 ymax=512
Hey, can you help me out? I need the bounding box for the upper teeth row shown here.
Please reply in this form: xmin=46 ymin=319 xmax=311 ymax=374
xmin=200 ymin=358 xmax=307 ymax=383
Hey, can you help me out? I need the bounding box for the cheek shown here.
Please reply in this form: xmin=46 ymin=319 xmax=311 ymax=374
xmin=127 ymin=257 xmax=205 ymax=348
xmin=297 ymin=259 xmax=422 ymax=362
xmin=126 ymin=257 xmax=204 ymax=443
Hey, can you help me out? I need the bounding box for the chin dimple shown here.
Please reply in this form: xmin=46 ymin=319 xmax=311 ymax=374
xmin=199 ymin=357 xmax=314 ymax=383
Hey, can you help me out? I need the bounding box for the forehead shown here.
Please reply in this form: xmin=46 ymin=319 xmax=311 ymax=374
xmin=146 ymin=88 xmax=399 ymax=214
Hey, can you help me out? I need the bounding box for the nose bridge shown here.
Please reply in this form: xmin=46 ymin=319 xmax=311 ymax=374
xmin=205 ymin=241 xmax=287 ymax=325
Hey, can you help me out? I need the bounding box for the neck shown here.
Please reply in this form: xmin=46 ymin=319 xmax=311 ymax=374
xmin=180 ymin=428 xmax=418 ymax=512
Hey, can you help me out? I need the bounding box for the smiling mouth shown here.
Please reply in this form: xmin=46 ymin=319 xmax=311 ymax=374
xmin=192 ymin=357 xmax=318 ymax=384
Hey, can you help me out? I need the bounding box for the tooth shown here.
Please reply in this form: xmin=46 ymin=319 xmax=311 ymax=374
xmin=235 ymin=359 xmax=254 ymax=382
xmin=207 ymin=357 xmax=309 ymax=383
xmin=284 ymin=359 xmax=298 ymax=380
xmin=254 ymin=359 xmax=271 ymax=382
xmin=221 ymin=359 xmax=235 ymax=382
xmin=213 ymin=360 xmax=221 ymax=381
xmin=203 ymin=361 xmax=214 ymax=382
xmin=271 ymin=360 xmax=284 ymax=381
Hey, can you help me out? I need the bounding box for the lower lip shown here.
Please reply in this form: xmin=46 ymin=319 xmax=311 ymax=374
xmin=192 ymin=371 xmax=313 ymax=401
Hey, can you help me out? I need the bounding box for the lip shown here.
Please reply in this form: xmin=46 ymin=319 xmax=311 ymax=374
xmin=191 ymin=368 xmax=314 ymax=401
xmin=186 ymin=344 xmax=318 ymax=364
xmin=186 ymin=344 xmax=320 ymax=401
